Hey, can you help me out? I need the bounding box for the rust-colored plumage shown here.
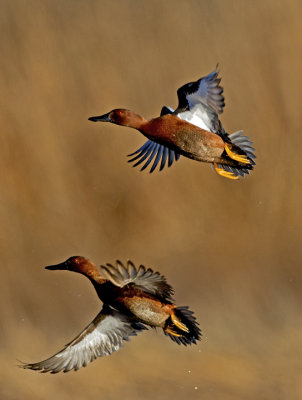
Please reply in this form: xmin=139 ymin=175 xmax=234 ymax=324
xmin=20 ymin=256 xmax=201 ymax=373
xmin=89 ymin=68 xmax=256 ymax=179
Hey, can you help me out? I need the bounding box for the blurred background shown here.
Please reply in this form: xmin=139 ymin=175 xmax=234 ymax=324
xmin=1 ymin=0 xmax=302 ymax=399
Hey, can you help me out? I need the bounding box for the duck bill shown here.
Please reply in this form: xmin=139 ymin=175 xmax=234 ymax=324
xmin=88 ymin=112 xmax=112 ymax=122
xmin=45 ymin=262 xmax=67 ymax=271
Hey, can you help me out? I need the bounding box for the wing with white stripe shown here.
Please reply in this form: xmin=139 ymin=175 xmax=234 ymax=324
xmin=21 ymin=306 xmax=147 ymax=373
xmin=175 ymin=68 xmax=225 ymax=132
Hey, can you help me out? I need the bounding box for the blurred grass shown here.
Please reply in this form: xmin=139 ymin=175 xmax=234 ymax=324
xmin=1 ymin=0 xmax=302 ymax=399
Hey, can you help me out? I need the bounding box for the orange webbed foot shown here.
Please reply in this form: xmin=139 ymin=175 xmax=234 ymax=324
xmin=224 ymin=144 xmax=250 ymax=164
xmin=213 ymin=163 xmax=239 ymax=180
xmin=165 ymin=326 xmax=183 ymax=337
xmin=171 ymin=312 xmax=189 ymax=332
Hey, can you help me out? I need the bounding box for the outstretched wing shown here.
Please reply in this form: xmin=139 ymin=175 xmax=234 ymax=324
xmin=100 ymin=260 xmax=175 ymax=302
xmin=20 ymin=305 xmax=147 ymax=373
xmin=175 ymin=67 xmax=225 ymax=132
xmin=127 ymin=140 xmax=181 ymax=173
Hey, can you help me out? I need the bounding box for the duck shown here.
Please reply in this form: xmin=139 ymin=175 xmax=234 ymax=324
xmin=21 ymin=256 xmax=201 ymax=373
xmin=89 ymin=67 xmax=256 ymax=179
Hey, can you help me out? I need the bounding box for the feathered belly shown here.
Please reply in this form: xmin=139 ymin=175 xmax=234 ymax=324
xmin=122 ymin=296 xmax=171 ymax=327
xmin=176 ymin=133 xmax=224 ymax=162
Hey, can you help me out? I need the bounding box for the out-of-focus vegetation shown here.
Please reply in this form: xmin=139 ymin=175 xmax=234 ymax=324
xmin=1 ymin=0 xmax=302 ymax=399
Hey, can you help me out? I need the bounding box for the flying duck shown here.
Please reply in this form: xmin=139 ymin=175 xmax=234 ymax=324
xmin=21 ymin=257 xmax=201 ymax=373
xmin=89 ymin=68 xmax=255 ymax=179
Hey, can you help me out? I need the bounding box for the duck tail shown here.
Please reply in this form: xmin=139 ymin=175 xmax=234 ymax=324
xmin=214 ymin=131 xmax=256 ymax=179
xmin=164 ymin=306 xmax=201 ymax=346
xmin=228 ymin=131 xmax=256 ymax=164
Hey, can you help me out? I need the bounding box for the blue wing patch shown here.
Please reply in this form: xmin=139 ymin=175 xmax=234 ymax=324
xmin=128 ymin=140 xmax=181 ymax=173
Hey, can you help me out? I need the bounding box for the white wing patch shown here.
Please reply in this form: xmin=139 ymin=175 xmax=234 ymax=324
xmin=177 ymin=106 xmax=213 ymax=131
xmin=173 ymin=68 xmax=225 ymax=133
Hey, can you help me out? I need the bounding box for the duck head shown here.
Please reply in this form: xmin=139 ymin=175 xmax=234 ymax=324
xmin=45 ymin=256 xmax=91 ymax=274
xmin=88 ymin=109 xmax=145 ymax=129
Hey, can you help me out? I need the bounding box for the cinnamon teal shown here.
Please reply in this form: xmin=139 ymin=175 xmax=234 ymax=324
xmin=21 ymin=257 xmax=201 ymax=373
xmin=89 ymin=67 xmax=256 ymax=179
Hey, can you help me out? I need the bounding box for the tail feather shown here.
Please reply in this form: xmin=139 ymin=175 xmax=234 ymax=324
xmin=164 ymin=306 xmax=201 ymax=346
xmin=229 ymin=131 xmax=256 ymax=164
xmin=222 ymin=164 xmax=245 ymax=177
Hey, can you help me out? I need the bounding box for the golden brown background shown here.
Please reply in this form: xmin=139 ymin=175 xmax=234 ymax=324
xmin=1 ymin=0 xmax=302 ymax=399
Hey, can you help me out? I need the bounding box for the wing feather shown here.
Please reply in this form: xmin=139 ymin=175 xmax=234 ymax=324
xmin=175 ymin=67 xmax=225 ymax=132
xmin=128 ymin=139 xmax=181 ymax=173
xmin=20 ymin=306 xmax=147 ymax=373
xmin=99 ymin=260 xmax=175 ymax=302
